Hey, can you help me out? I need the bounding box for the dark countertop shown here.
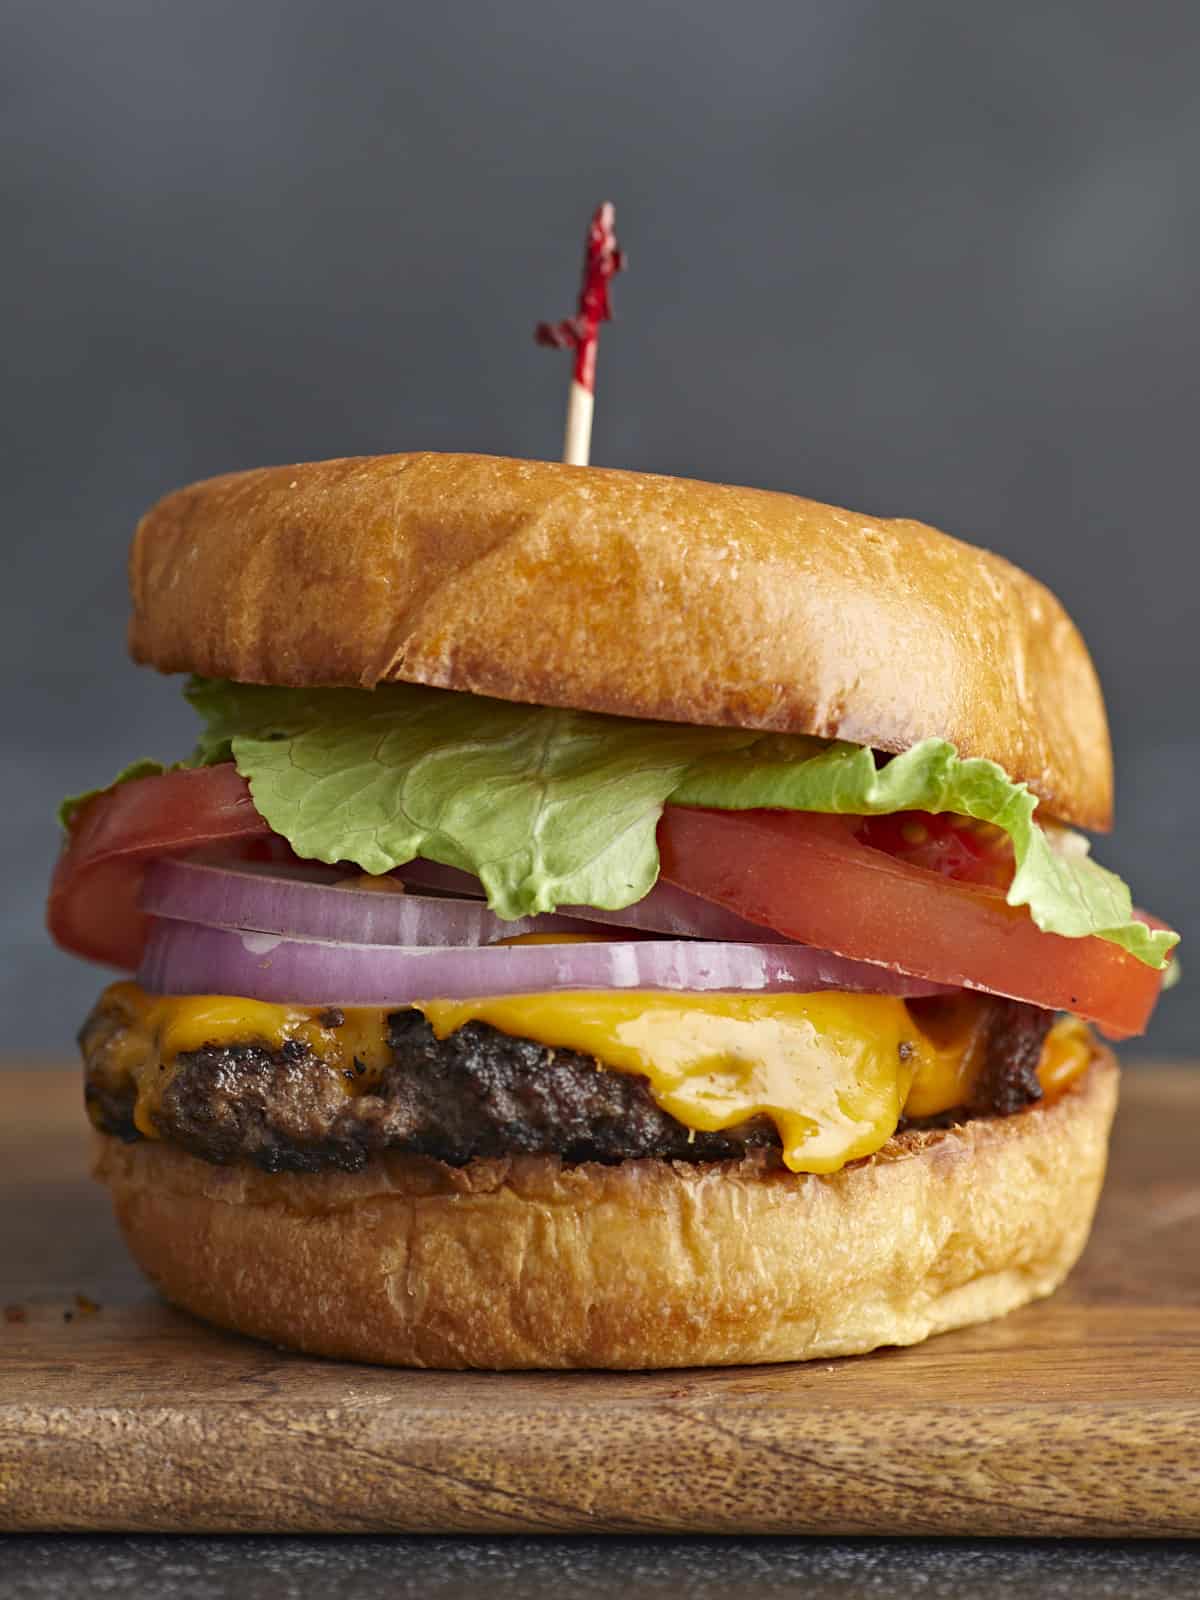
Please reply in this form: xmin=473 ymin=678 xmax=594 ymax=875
xmin=3 ymin=1538 xmax=1199 ymax=1598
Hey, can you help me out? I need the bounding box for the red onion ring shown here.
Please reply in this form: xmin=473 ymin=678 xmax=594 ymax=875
xmin=138 ymin=916 xmax=955 ymax=1006
xmin=142 ymin=858 xmax=604 ymax=946
xmin=397 ymin=859 xmax=784 ymax=942
xmin=394 ymin=859 xmax=501 ymax=898
xmin=145 ymin=856 xmax=785 ymax=946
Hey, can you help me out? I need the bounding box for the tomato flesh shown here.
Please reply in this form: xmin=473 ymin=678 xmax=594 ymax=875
xmin=658 ymin=807 xmax=1165 ymax=1039
xmin=856 ymin=811 xmax=1016 ymax=890
xmin=47 ymin=766 xmax=271 ymax=971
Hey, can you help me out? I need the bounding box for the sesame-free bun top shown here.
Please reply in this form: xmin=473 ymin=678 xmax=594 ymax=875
xmin=128 ymin=452 xmax=1113 ymax=829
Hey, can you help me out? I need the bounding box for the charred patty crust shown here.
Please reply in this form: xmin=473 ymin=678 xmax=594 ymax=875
xmin=83 ymin=996 xmax=1055 ymax=1174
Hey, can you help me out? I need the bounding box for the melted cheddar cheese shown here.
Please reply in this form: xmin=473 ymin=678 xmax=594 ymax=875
xmin=420 ymin=991 xmax=921 ymax=1172
xmin=92 ymin=985 xmax=395 ymax=1138
xmin=89 ymin=982 xmax=1092 ymax=1172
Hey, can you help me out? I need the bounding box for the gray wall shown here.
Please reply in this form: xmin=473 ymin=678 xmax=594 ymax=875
xmin=5 ymin=1 xmax=1197 ymax=1056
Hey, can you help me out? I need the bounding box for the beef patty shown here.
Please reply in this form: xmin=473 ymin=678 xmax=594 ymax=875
xmin=84 ymin=997 xmax=1055 ymax=1175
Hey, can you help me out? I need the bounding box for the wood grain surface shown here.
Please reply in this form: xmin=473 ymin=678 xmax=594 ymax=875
xmin=1 ymin=1065 xmax=1197 ymax=1536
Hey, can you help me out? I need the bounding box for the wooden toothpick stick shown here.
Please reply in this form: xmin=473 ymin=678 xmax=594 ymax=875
xmin=535 ymin=202 xmax=625 ymax=466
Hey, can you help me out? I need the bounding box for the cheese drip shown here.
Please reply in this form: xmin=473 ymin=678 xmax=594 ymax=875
xmin=89 ymin=982 xmax=1092 ymax=1172
xmin=421 ymin=992 xmax=918 ymax=1172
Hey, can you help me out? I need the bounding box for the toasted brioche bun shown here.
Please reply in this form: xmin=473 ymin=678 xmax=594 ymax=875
xmin=93 ymin=1046 xmax=1116 ymax=1370
xmin=129 ymin=453 xmax=1112 ymax=829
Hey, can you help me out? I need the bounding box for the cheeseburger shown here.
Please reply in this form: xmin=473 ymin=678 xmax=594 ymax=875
xmin=49 ymin=452 xmax=1176 ymax=1369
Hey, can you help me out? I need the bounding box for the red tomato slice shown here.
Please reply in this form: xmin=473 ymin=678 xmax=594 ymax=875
xmin=658 ymin=807 xmax=1167 ymax=1039
xmin=855 ymin=811 xmax=1016 ymax=890
xmin=47 ymin=766 xmax=271 ymax=970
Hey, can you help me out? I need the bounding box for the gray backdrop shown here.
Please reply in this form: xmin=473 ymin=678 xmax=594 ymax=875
xmin=5 ymin=1 xmax=1197 ymax=1056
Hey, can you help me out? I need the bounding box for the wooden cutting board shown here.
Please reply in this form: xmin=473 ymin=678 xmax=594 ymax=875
xmin=1 ymin=1064 xmax=1197 ymax=1536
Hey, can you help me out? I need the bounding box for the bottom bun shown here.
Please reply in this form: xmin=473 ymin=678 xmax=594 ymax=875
xmin=94 ymin=1047 xmax=1117 ymax=1370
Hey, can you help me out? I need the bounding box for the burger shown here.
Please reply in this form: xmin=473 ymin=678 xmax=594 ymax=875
xmin=48 ymin=451 xmax=1176 ymax=1369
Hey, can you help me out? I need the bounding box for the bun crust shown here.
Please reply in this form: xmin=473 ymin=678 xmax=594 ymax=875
xmin=129 ymin=453 xmax=1112 ymax=828
xmin=94 ymin=1047 xmax=1116 ymax=1370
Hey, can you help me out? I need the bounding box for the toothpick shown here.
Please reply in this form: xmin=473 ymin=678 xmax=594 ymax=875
xmin=535 ymin=202 xmax=625 ymax=466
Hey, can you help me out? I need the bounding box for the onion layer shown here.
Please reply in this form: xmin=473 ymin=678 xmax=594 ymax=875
xmin=138 ymin=916 xmax=955 ymax=1005
xmin=144 ymin=855 xmax=790 ymax=946
xmin=399 ymin=858 xmax=785 ymax=942
xmin=142 ymin=858 xmax=600 ymax=946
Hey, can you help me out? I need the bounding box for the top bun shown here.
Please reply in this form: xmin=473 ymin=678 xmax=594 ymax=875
xmin=128 ymin=452 xmax=1112 ymax=830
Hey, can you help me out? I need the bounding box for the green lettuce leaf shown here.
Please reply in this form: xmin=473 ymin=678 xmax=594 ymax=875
xmin=172 ymin=678 xmax=1174 ymax=968
xmin=183 ymin=678 xmax=763 ymax=918
xmin=675 ymin=738 xmax=1175 ymax=965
